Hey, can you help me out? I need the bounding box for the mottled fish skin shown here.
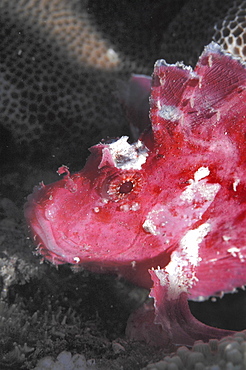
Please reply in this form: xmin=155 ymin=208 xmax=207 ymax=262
xmin=25 ymin=43 xmax=246 ymax=302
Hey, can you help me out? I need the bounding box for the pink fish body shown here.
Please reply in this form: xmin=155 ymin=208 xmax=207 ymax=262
xmin=25 ymin=42 xmax=246 ymax=303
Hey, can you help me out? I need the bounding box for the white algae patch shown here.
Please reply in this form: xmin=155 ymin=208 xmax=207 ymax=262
xmin=107 ymin=136 xmax=148 ymax=170
xmin=154 ymin=223 xmax=210 ymax=299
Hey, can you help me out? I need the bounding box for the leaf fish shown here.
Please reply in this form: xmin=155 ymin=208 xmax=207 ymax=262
xmin=25 ymin=42 xmax=246 ymax=346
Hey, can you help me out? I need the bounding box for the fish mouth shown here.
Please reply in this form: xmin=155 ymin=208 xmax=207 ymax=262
xmin=24 ymin=197 xmax=70 ymax=265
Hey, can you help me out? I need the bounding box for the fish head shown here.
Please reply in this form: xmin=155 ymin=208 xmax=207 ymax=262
xmin=25 ymin=134 xmax=175 ymax=287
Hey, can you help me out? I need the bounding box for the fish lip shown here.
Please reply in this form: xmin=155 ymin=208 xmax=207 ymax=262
xmin=25 ymin=200 xmax=67 ymax=264
xmin=24 ymin=187 xmax=71 ymax=264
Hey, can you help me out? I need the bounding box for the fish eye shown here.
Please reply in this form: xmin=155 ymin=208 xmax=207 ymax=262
xmin=101 ymin=171 xmax=142 ymax=201
xmin=119 ymin=181 xmax=134 ymax=194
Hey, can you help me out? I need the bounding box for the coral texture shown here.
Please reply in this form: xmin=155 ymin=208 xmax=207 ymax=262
xmin=214 ymin=0 xmax=246 ymax=61
xmin=0 ymin=0 xmax=240 ymax=164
